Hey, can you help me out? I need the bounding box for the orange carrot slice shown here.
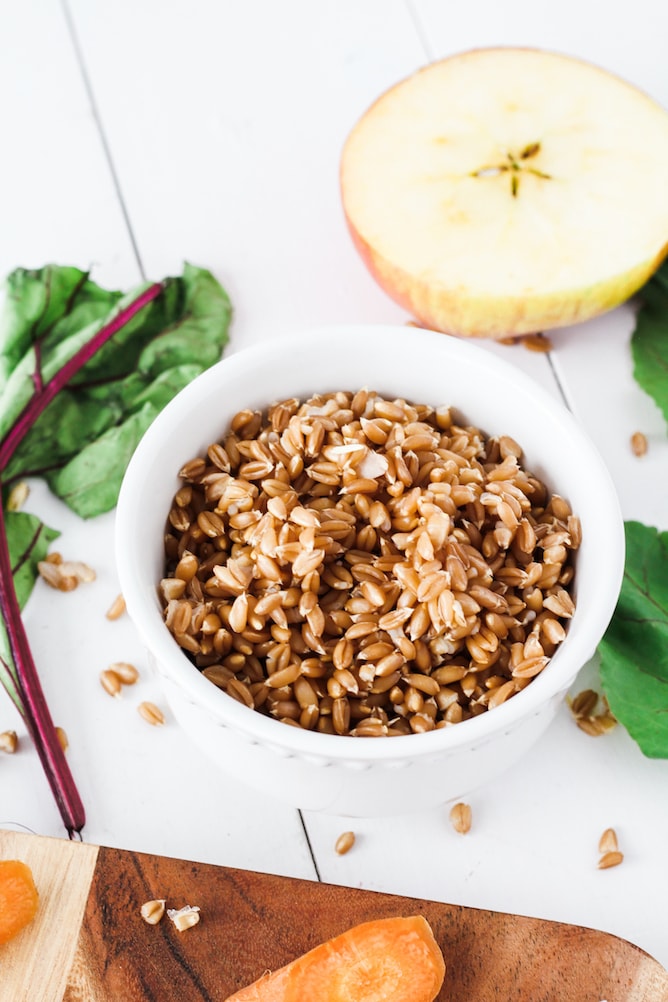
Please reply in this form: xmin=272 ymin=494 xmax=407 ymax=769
xmin=0 ymin=859 xmax=39 ymax=945
xmin=225 ymin=915 xmax=445 ymax=1002
xmin=224 ymin=964 xmax=291 ymax=1001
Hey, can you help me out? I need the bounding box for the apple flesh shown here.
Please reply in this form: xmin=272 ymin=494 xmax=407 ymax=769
xmin=340 ymin=48 xmax=668 ymax=339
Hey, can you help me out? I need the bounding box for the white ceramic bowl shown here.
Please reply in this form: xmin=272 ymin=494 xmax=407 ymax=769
xmin=115 ymin=325 xmax=624 ymax=816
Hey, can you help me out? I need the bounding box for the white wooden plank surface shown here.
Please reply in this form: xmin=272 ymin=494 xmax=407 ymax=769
xmin=1 ymin=0 xmax=667 ymax=974
xmin=410 ymin=0 xmax=668 ymax=104
xmin=62 ymin=0 xmax=560 ymax=390
xmin=0 ymin=0 xmax=315 ymax=880
xmin=0 ymin=3 xmax=139 ymax=288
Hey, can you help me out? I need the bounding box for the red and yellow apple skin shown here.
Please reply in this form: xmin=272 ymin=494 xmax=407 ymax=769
xmin=343 ymin=212 xmax=668 ymax=339
xmin=340 ymin=48 xmax=668 ymax=339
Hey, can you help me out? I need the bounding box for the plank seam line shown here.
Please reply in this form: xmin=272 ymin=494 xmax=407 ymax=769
xmin=545 ymin=350 xmax=574 ymax=412
xmin=60 ymin=0 xmax=147 ymax=281
xmin=403 ymin=0 xmax=436 ymax=62
xmin=298 ymin=809 xmax=322 ymax=882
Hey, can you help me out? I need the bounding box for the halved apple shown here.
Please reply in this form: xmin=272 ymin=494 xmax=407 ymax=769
xmin=340 ymin=48 xmax=668 ymax=339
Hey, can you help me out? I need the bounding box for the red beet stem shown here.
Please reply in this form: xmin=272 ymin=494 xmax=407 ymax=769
xmin=0 ymin=279 xmax=164 ymax=835
xmin=0 ymin=281 xmax=164 ymax=472
xmin=0 ymin=501 xmax=85 ymax=835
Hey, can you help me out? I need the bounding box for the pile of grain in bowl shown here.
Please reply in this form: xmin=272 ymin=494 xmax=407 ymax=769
xmin=160 ymin=390 xmax=580 ymax=737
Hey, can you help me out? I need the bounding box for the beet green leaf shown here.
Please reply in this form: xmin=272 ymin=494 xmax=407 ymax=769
xmin=0 ymin=261 xmax=232 ymax=834
xmin=599 ymin=520 xmax=668 ymax=757
xmin=631 ymin=259 xmax=668 ymax=426
xmin=1 ymin=262 xmax=231 ymax=518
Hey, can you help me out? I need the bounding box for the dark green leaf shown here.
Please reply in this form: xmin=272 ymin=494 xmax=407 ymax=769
xmin=67 ymin=278 xmax=183 ymax=384
xmin=5 ymin=510 xmax=60 ymax=609
xmin=0 ymin=266 xmax=120 ymax=382
xmin=46 ymin=362 xmax=204 ymax=517
xmin=0 ymin=507 xmax=60 ymax=710
xmin=599 ymin=520 xmax=668 ymax=757
xmin=0 ymin=266 xmax=123 ymax=439
xmin=3 ymin=391 xmax=116 ymax=482
xmin=136 ymin=263 xmax=231 ymax=374
xmin=46 ymin=404 xmax=160 ymax=517
xmin=2 ymin=262 xmax=232 ymax=517
xmin=0 ymin=623 xmax=22 ymax=712
xmin=0 ymin=262 xmax=231 ymax=834
xmin=631 ymin=258 xmax=668 ymax=426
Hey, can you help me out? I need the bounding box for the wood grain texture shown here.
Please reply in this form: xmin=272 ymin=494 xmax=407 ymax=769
xmin=0 ymin=830 xmax=98 ymax=1002
xmin=1 ymin=829 xmax=667 ymax=1001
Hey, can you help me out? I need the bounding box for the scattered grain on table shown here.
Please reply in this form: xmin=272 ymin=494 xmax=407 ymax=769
xmin=449 ymin=802 xmax=472 ymax=834
xmin=141 ymin=899 xmax=166 ymax=925
xmin=167 ymin=905 xmax=200 ymax=931
xmin=597 ymin=828 xmax=623 ymax=868
xmin=598 ymin=828 xmax=619 ymax=854
xmin=138 ymin=701 xmax=166 ymax=726
xmin=567 ymin=689 xmax=617 ymax=736
xmin=598 ymin=850 xmax=624 ymax=869
xmin=37 ymin=555 xmax=96 ymax=592
xmin=6 ymin=481 xmax=29 ymax=511
xmin=630 ymin=431 xmax=648 ymax=457
xmin=99 ymin=668 xmax=123 ymax=698
xmin=521 ymin=333 xmax=552 ymax=352
xmin=335 ymin=831 xmax=356 ymax=855
xmin=109 ymin=661 xmax=139 ymax=685
xmin=105 ymin=593 xmax=127 ymax=620
xmin=0 ymin=730 xmax=18 ymax=754
xmin=497 ymin=333 xmax=552 ymax=351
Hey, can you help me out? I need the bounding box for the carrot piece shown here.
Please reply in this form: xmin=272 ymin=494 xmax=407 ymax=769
xmin=225 ymin=915 xmax=445 ymax=1002
xmin=0 ymin=859 xmax=39 ymax=945
xmin=224 ymin=963 xmax=292 ymax=1001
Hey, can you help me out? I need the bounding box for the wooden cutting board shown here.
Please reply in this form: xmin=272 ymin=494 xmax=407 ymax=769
xmin=1 ymin=828 xmax=666 ymax=1001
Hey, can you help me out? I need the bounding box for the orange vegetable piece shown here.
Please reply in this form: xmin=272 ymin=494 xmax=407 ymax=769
xmin=0 ymin=859 xmax=39 ymax=945
xmin=225 ymin=915 xmax=445 ymax=1002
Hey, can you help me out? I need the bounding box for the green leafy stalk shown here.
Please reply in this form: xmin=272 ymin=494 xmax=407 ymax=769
xmin=597 ymin=260 xmax=668 ymax=758
xmin=0 ymin=263 xmax=232 ymax=835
